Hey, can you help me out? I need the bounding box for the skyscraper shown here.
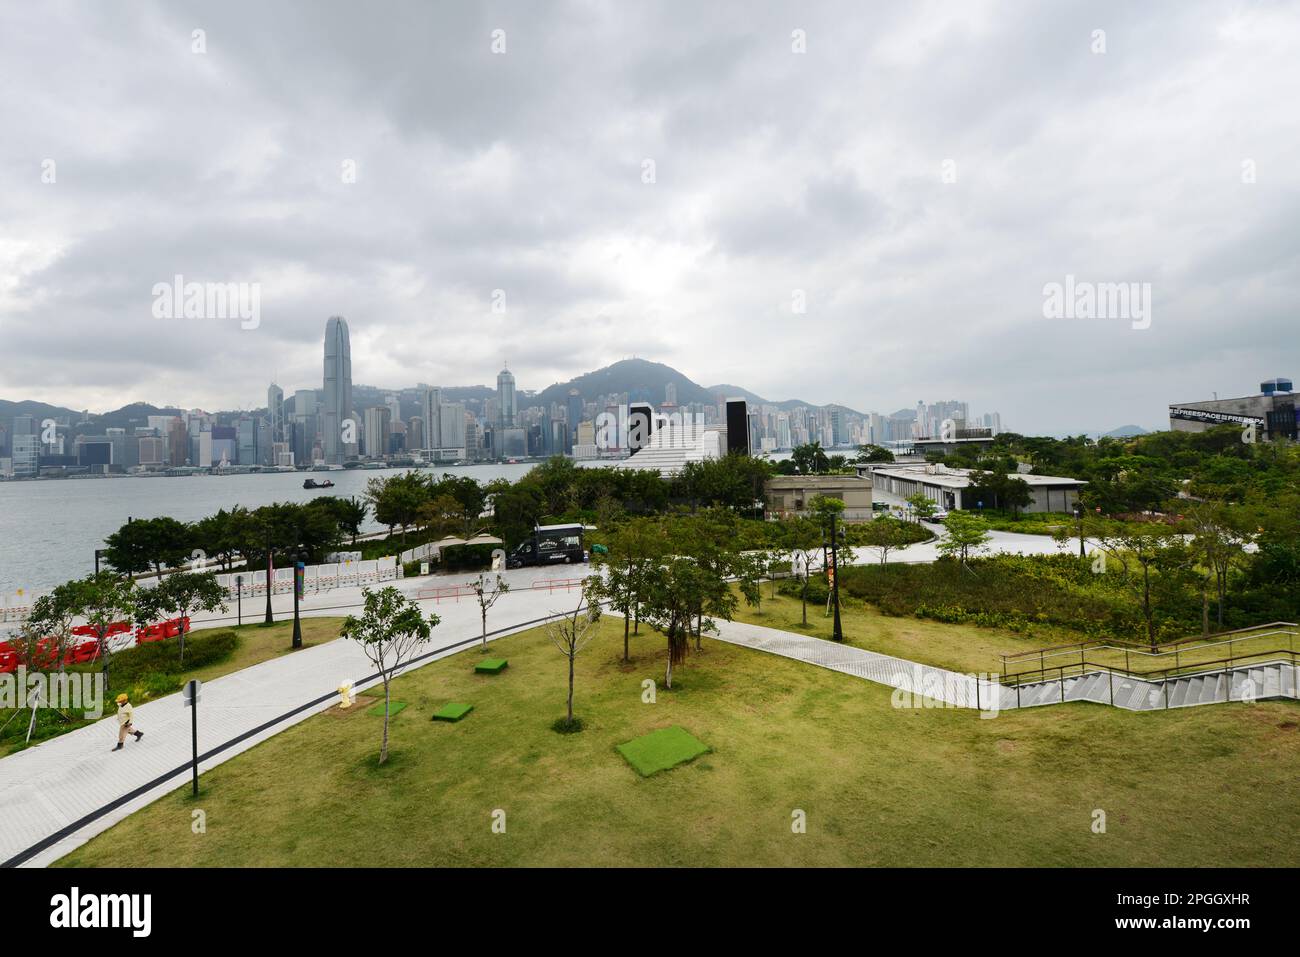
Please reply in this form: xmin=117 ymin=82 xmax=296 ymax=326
xmin=322 ymin=316 xmax=353 ymax=464
xmin=422 ymin=386 xmax=443 ymax=450
xmin=497 ymin=364 xmax=517 ymax=429
xmin=566 ymin=388 xmax=583 ymax=449
xmin=267 ymin=383 xmax=285 ymax=443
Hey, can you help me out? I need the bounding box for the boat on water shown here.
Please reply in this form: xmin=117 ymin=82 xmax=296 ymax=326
xmin=303 ymin=478 xmax=336 ymax=489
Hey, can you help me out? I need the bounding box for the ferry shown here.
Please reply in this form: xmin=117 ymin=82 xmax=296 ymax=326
xmin=303 ymin=478 xmax=336 ymax=489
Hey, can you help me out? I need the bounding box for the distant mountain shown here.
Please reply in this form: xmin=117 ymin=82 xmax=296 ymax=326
xmin=535 ymin=358 xmax=719 ymax=409
xmin=531 ymin=358 xmax=859 ymax=414
xmin=0 ymin=400 xmax=182 ymax=435
xmin=1103 ymin=424 xmax=1150 ymax=438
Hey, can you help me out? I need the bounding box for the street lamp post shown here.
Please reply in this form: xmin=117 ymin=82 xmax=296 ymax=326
xmin=263 ymin=528 xmax=274 ymax=626
xmin=235 ymin=575 xmax=244 ymax=627
xmin=1074 ymin=502 xmax=1085 ymax=558
xmin=829 ymin=512 xmax=844 ymax=642
xmin=291 ymin=548 xmax=305 ymax=649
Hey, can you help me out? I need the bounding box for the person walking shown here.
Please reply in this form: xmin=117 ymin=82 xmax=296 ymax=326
xmin=112 ymin=692 xmax=144 ymax=752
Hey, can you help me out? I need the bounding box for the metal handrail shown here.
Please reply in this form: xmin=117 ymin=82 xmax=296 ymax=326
xmin=1001 ymin=628 xmax=1296 ymax=672
xmin=1000 ymin=621 xmax=1298 ymax=663
xmin=998 ymin=647 xmax=1299 ymax=688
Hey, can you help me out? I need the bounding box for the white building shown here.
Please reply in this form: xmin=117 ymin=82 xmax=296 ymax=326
xmin=867 ymin=463 xmax=1085 ymax=514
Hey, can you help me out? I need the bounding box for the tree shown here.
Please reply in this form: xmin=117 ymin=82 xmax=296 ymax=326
xmin=791 ymin=442 xmax=830 ymax=476
xmin=64 ymin=573 xmax=138 ymax=691
xmin=779 ymin=517 xmax=823 ymax=626
xmin=311 ymin=496 xmax=368 ymax=545
xmin=589 ymin=517 xmax=663 ymax=661
xmin=418 ymin=493 xmax=471 ymax=539
xmin=134 ymin=572 xmax=227 ymax=665
xmin=545 ymin=590 xmax=602 ymax=730
xmin=1092 ymin=526 xmax=1184 ymax=647
xmin=936 ymin=512 xmax=991 ymax=566
xmin=104 ymin=516 xmax=193 ymax=579
xmin=906 ymin=493 xmax=937 ymax=522
xmin=472 ymin=572 xmax=510 ymax=649
xmin=192 ymin=506 xmax=255 ymax=571
xmin=340 ymin=587 xmax=439 ymax=765
xmin=365 ymin=472 xmax=430 ymax=544
xmin=858 ymin=516 xmax=912 ymax=565
xmin=27 ymin=587 xmax=80 ymax=672
xmin=855 ymin=444 xmax=894 ymax=464
xmin=640 ymin=555 xmax=720 ymax=690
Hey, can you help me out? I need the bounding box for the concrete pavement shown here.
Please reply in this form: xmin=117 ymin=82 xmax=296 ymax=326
xmin=0 ymin=526 xmax=1076 ymax=867
xmin=0 ymin=565 xmax=593 ymax=868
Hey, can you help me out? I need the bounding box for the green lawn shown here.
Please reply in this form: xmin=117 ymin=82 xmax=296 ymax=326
xmin=733 ymin=590 xmax=1060 ymax=674
xmin=57 ymin=617 xmax=1300 ymax=867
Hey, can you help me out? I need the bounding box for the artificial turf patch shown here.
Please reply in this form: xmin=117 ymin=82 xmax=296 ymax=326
xmin=367 ymin=699 xmax=408 ymax=717
xmin=475 ymin=658 xmax=508 ymax=674
xmin=432 ymin=702 xmax=474 ymax=722
xmin=617 ymin=726 xmax=710 ymax=777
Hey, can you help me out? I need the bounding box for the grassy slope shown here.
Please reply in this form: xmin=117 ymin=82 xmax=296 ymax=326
xmin=58 ymin=617 xmax=1300 ymax=867
xmin=733 ymin=590 xmax=1058 ymax=674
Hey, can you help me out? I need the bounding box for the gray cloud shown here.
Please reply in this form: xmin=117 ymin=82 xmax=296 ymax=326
xmin=1 ymin=0 xmax=1298 ymax=433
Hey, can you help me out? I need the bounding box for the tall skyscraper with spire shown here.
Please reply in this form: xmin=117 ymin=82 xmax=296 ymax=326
xmin=322 ymin=316 xmax=353 ymax=464
xmin=267 ymin=383 xmax=285 ymax=443
xmin=496 ymin=363 xmax=517 ymax=429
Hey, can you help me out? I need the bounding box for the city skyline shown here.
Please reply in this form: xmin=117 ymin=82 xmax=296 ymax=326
xmin=4 ymin=3 xmax=1298 ymax=435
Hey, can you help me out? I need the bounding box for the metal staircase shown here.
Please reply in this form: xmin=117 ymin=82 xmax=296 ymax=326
xmin=1004 ymin=660 xmax=1299 ymax=712
xmin=1000 ymin=624 xmax=1300 ymax=712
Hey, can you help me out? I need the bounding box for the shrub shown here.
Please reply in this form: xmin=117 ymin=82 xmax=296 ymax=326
xmin=110 ymin=629 xmax=238 ymax=683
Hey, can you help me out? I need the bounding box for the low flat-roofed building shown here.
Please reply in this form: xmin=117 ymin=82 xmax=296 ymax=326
xmin=869 ymin=464 xmax=1085 ymax=513
xmin=765 ymin=474 xmax=873 ymax=522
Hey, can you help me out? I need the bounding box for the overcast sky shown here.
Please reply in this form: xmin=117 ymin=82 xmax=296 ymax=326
xmin=1 ymin=0 xmax=1298 ymax=434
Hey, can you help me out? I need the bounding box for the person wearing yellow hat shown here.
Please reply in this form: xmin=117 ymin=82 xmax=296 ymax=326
xmin=113 ymin=692 xmax=144 ymax=752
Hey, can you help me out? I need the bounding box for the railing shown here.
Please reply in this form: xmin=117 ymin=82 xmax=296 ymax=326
xmin=1000 ymin=625 xmax=1298 ymax=682
xmin=1000 ymin=621 xmax=1297 ymax=666
xmin=415 ymin=576 xmax=587 ymax=603
xmin=998 ymin=644 xmax=1300 ymax=710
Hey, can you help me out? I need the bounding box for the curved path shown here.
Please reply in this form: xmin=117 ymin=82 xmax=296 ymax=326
xmin=0 ymin=525 xmax=1075 ymax=867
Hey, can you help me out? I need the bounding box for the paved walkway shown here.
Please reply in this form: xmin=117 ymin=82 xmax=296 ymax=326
xmin=0 ymin=529 xmax=1067 ymax=867
xmin=711 ymin=618 xmax=1009 ymax=712
xmin=0 ymin=566 xmax=591 ymax=868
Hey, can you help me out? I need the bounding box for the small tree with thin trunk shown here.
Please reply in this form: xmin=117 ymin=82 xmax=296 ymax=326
xmin=27 ymin=588 xmax=79 ymax=673
xmin=340 ymin=587 xmax=439 ymax=765
xmin=906 ymin=493 xmax=938 ymax=523
xmin=133 ymin=572 xmax=227 ymax=665
xmin=780 ymin=517 xmax=822 ymax=626
xmin=546 ymin=590 xmax=602 ymax=731
xmin=472 ymin=572 xmax=510 ymax=649
xmin=936 ymin=511 xmax=991 ymax=567
xmin=858 ymin=516 xmax=911 ymax=565
xmin=65 ymin=573 xmax=138 ymax=692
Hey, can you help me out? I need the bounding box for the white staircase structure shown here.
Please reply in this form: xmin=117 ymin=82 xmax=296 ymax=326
xmin=1004 ymin=660 xmax=1299 ymax=711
